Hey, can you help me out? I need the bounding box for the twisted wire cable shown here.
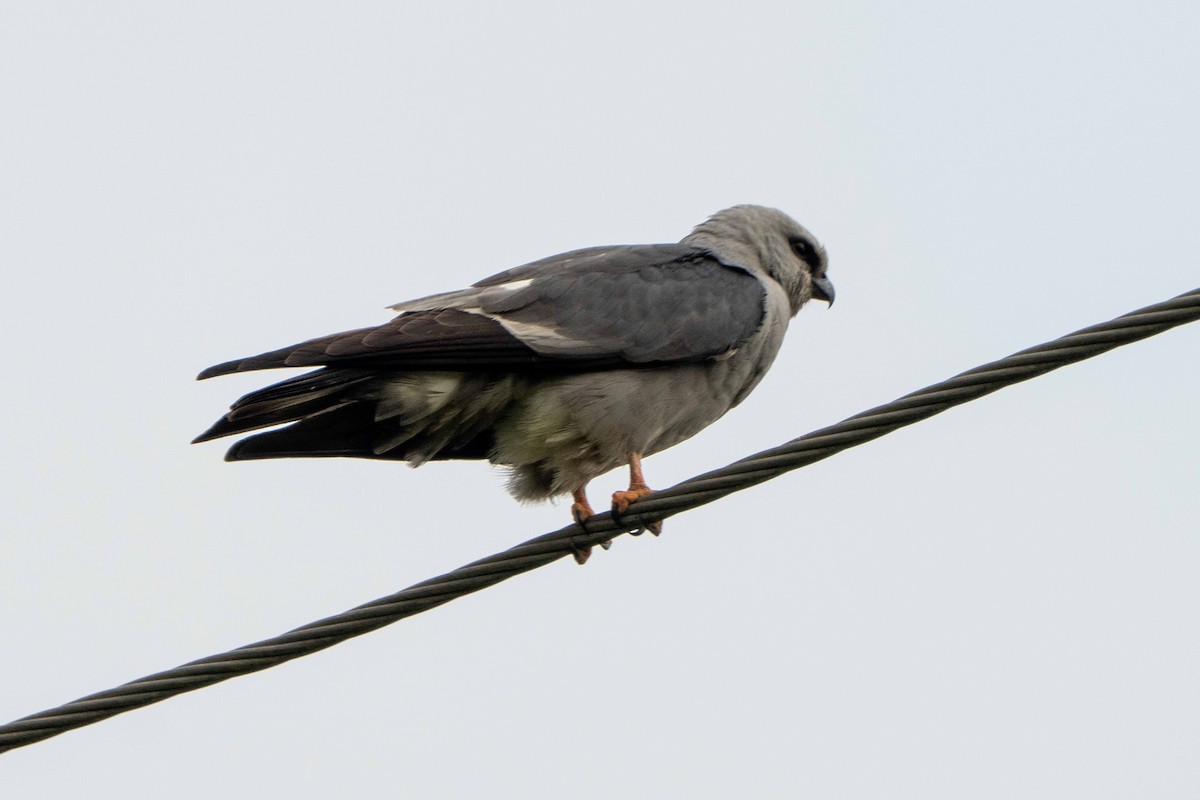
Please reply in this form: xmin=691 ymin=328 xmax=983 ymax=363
xmin=2 ymin=287 xmax=1197 ymax=754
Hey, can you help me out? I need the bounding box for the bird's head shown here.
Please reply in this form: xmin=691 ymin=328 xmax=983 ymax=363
xmin=686 ymin=205 xmax=834 ymax=316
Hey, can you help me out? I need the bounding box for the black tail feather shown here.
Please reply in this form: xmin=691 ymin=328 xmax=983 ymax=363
xmin=192 ymin=368 xmax=374 ymax=444
xmin=222 ymin=401 xmax=495 ymax=462
xmin=196 ymin=365 xmax=509 ymax=464
xmin=224 ymin=403 xmax=398 ymax=460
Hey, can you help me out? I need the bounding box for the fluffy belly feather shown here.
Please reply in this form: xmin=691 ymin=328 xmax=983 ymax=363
xmin=494 ymin=357 xmax=765 ymax=501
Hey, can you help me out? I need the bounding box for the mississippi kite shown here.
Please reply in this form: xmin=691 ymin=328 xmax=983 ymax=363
xmin=195 ymin=205 xmax=834 ymax=561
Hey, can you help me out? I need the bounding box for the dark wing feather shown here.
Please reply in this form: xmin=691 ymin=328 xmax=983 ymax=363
xmin=198 ymin=245 xmax=766 ymax=380
xmin=197 ymin=309 xmax=552 ymax=379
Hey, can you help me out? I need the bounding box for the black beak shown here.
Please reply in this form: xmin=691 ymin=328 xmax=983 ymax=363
xmin=812 ymin=276 xmax=835 ymax=307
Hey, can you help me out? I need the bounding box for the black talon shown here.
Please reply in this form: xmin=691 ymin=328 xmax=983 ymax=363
xmin=571 ymin=504 xmax=592 ymax=533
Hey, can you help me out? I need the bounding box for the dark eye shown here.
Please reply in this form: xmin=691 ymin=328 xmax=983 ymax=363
xmin=790 ymin=236 xmax=818 ymax=265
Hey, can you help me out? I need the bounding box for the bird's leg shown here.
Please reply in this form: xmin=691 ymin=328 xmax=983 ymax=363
xmin=571 ymin=486 xmax=595 ymax=529
xmin=611 ymin=452 xmax=662 ymax=536
xmin=569 ymin=485 xmax=605 ymax=565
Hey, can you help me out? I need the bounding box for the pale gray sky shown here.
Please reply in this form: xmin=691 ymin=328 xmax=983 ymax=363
xmin=2 ymin=2 xmax=1197 ymax=797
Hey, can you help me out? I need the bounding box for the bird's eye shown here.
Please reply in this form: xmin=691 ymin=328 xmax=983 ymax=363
xmin=790 ymin=237 xmax=817 ymax=265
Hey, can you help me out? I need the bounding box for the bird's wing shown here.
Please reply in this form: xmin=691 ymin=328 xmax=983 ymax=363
xmin=198 ymin=244 xmax=767 ymax=379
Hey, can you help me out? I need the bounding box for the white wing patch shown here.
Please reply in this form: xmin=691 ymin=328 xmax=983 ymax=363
xmin=384 ymin=278 xmax=586 ymax=354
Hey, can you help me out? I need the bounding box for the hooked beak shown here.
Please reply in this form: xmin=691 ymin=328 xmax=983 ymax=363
xmin=812 ymin=276 xmax=835 ymax=307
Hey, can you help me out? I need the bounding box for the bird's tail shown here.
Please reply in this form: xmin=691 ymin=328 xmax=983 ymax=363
xmin=193 ymin=369 xmax=520 ymax=464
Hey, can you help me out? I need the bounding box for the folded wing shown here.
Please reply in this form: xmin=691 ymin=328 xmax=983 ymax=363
xmin=198 ymin=244 xmax=767 ymax=379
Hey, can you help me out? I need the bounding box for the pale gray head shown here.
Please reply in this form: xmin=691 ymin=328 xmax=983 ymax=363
xmin=683 ymin=205 xmax=834 ymax=316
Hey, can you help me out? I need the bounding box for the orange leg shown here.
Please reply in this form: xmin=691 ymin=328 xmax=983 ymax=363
xmin=570 ymin=485 xmax=599 ymax=565
xmin=611 ymin=452 xmax=662 ymax=535
xmin=571 ymin=485 xmax=595 ymax=528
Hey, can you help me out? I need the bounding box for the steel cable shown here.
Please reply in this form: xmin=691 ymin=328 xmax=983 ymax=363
xmin=2 ymin=287 xmax=1197 ymax=754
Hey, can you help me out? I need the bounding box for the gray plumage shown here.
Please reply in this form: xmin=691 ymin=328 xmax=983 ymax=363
xmin=195 ymin=205 xmax=833 ymax=518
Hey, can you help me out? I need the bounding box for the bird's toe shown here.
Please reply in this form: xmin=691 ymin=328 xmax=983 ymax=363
xmin=611 ymin=486 xmax=654 ymax=518
xmin=570 ymin=500 xmax=595 ymax=531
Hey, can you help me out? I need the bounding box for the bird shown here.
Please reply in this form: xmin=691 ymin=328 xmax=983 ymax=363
xmin=194 ymin=205 xmax=834 ymax=562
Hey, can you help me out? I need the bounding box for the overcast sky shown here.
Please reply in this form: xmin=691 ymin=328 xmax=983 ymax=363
xmin=2 ymin=2 xmax=1198 ymax=797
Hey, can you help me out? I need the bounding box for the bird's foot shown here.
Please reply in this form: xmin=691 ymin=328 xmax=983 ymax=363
xmin=571 ymin=499 xmax=595 ymax=530
xmin=611 ymin=484 xmax=653 ymax=515
xmin=626 ymin=519 xmax=663 ymax=537
xmin=571 ymin=537 xmax=614 ymax=565
xmin=570 ymin=488 xmax=602 ymax=565
xmin=612 ymin=484 xmax=661 ymax=535
xmin=571 ymin=544 xmax=593 ymax=565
